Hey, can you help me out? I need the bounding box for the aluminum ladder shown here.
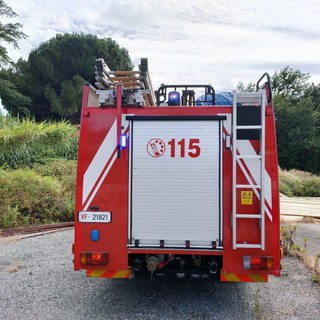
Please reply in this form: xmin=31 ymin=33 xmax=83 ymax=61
xmin=231 ymin=90 xmax=267 ymax=250
xmin=95 ymin=58 xmax=155 ymax=105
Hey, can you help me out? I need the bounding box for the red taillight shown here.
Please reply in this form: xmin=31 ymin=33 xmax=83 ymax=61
xmin=251 ymin=257 xmax=262 ymax=268
xmin=80 ymin=252 xmax=108 ymax=265
xmin=92 ymin=253 xmax=102 ymax=262
xmin=244 ymin=256 xmax=273 ymax=270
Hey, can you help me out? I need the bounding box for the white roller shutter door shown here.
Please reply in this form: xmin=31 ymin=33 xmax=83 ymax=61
xmin=129 ymin=119 xmax=222 ymax=248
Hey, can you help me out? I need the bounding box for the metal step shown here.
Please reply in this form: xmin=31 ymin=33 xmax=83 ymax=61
xmin=235 ymin=92 xmax=262 ymax=104
xmin=236 ymin=184 xmax=261 ymax=189
xmin=236 ymin=125 xmax=262 ymax=130
xmin=236 ymin=214 xmax=262 ymax=219
xmin=236 ymin=155 xmax=261 ymax=159
xmin=235 ymin=243 xmax=262 ymax=249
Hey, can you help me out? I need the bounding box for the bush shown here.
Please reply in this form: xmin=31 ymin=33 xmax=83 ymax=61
xmin=279 ymin=168 xmax=320 ymax=197
xmin=0 ymin=115 xmax=78 ymax=168
xmin=0 ymin=115 xmax=78 ymax=229
xmin=0 ymin=159 xmax=76 ymax=229
xmin=33 ymin=158 xmax=77 ymax=193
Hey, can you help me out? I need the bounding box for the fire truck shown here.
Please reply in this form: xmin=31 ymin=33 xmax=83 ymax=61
xmin=73 ymin=58 xmax=282 ymax=282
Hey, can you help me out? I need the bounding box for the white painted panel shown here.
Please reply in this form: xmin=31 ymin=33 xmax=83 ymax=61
xmin=130 ymin=120 xmax=221 ymax=247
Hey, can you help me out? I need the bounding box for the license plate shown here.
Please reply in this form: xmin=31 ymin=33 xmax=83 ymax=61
xmin=78 ymin=211 xmax=111 ymax=223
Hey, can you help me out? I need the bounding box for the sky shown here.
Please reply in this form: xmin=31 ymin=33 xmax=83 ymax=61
xmin=2 ymin=0 xmax=320 ymax=111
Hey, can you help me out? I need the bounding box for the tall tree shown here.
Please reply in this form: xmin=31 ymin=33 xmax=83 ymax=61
xmin=1 ymin=33 xmax=133 ymax=122
xmin=236 ymin=80 xmax=256 ymax=92
xmin=272 ymin=67 xmax=320 ymax=174
xmin=274 ymin=95 xmax=320 ymax=174
xmin=272 ymin=66 xmax=310 ymax=100
xmin=0 ymin=0 xmax=27 ymax=66
xmin=0 ymin=0 xmax=29 ymax=114
xmin=303 ymin=82 xmax=320 ymax=112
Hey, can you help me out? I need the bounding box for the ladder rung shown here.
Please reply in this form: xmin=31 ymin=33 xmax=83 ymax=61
xmin=111 ymin=71 xmax=141 ymax=75
xmin=235 ymin=92 xmax=262 ymax=104
xmin=236 ymin=125 xmax=262 ymax=129
xmin=236 ymin=214 xmax=262 ymax=219
xmin=237 ymin=155 xmax=261 ymax=159
xmin=111 ymin=76 xmax=139 ymax=81
xmin=236 ymin=184 xmax=261 ymax=188
xmin=235 ymin=244 xmax=262 ymax=249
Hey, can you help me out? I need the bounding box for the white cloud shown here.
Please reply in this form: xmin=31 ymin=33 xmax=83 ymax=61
xmin=4 ymin=0 xmax=320 ymax=91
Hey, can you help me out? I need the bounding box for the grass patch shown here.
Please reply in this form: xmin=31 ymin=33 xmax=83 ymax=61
xmin=279 ymin=168 xmax=320 ymax=197
xmin=0 ymin=115 xmax=78 ymax=168
xmin=281 ymin=224 xmax=320 ymax=283
xmin=0 ymin=116 xmax=77 ymax=229
xmin=0 ymin=159 xmax=76 ymax=229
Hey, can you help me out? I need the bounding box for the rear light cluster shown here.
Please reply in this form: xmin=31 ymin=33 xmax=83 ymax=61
xmin=80 ymin=252 xmax=108 ymax=265
xmin=243 ymin=256 xmax=273 ymax=270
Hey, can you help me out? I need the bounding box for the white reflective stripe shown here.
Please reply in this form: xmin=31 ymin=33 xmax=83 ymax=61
xmin=83 ymin=120 xmax=117 ymax=205
xmin=83 ymin=151 xmax=117 ymax=211
xmin=236 ymin=157 xmax=272 ymax=221
xmin=237 ymin=140 xmax=260 ymax=184
xmin=237 ymin=140 xmax=272 ymax=221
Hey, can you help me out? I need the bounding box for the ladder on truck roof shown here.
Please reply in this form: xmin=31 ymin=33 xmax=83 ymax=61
xmin=95 ymin=58 xmax=155 ymax=106
xmin=231 ymin=90 xmax=267 ymax=250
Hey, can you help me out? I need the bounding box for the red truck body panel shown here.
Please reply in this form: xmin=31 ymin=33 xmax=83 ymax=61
xmin=74 ymin=82 xmax=280 ymax=282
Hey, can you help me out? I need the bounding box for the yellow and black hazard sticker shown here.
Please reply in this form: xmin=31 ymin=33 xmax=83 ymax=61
xmin=87 ymin=269 xmax=131 ymax=278
xmin=220 ymin=272 xmax=268 ymax=282
xmin=241 ymin=191 xmax=253 ymax=205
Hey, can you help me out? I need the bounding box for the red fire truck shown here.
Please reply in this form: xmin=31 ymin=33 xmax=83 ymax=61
xmin=73 ymin=58 xmax=282 ymax=281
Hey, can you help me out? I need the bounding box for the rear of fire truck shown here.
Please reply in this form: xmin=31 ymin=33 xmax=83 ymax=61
xmin=73 ymin=58 xmax=281 ymax=282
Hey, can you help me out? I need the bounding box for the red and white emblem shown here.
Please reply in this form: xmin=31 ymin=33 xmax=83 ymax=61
xmin=146 ymin=138 xmax=166 ymax=157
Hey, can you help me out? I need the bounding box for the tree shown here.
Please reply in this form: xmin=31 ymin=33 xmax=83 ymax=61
xmin=0 ymin=0 xmax=27 ymax=67
xmin=272 ymin=66 xmax=310 ymax=101
xmin=274 ymin=95 xmax=320 ymax=174
xmin=271 ymin=67 xmax=320 ymax=174
xmin=236 ymin=81 xmax=256 ymax=92
xmin=303 ymin=83 xmax=320 ymax=112
xmin=0 ymin=1 xmax=29 ymax=114
xmin=1 ymin=33 xmax=133 ymax=122
xmin=0 ymin=78 xmax=31 ymax=116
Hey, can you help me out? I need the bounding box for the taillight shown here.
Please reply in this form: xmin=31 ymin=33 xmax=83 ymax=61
xmin=80 ymin=252 xmax=108 ymax=265
xmin=243 ymin=256 xmax=273 ymax=270
xmin=280 ymin=247 xmax=284 ymax=260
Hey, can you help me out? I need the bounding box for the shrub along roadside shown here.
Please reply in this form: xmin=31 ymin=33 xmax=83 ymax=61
xmin=0 ymin=159 xmax=76 ymax=229
xmin=0 ymin=116 xmax=78 ymax=168
xmin=279 ymin=168 xmax=320 ymax=197
xmin=0 ymin=114 xmax=318 ymax=229
xmin=0 ymin=116 xmax=78 ymax=229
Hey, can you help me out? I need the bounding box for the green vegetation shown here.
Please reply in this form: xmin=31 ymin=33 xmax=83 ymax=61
xmin=0 ymin=0 xmax=27 ymax=67
xmin=273 ymin=68 xmax=320 ymax=175
xmin=0 ymin=7 xmax=318 ymax=228
xmin=0 ymin=162 xmax=76 ymax=228
xmin=279 ymin=168 xmax=320 ymax=197
xmin=0 ymin=33 xmax=133 ymax=122
xmin=280 ymin=224 xmax=320 ymax=283
xmin=0 ymin=115 xmax=78 ymax=168
xmin=0 ymin=115 xmax=77 ymax=229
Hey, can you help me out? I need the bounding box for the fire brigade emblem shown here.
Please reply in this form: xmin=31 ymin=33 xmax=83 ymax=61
xmin=146 ymin=138 xmax=166 ymax=157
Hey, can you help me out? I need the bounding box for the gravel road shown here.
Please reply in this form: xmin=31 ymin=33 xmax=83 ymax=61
xmin=0 ymin=228 xmax=319 ymax=320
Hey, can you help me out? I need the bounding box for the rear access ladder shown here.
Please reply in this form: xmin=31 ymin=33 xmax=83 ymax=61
xmin=231 ymin=90 xmax=267 ymax=250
